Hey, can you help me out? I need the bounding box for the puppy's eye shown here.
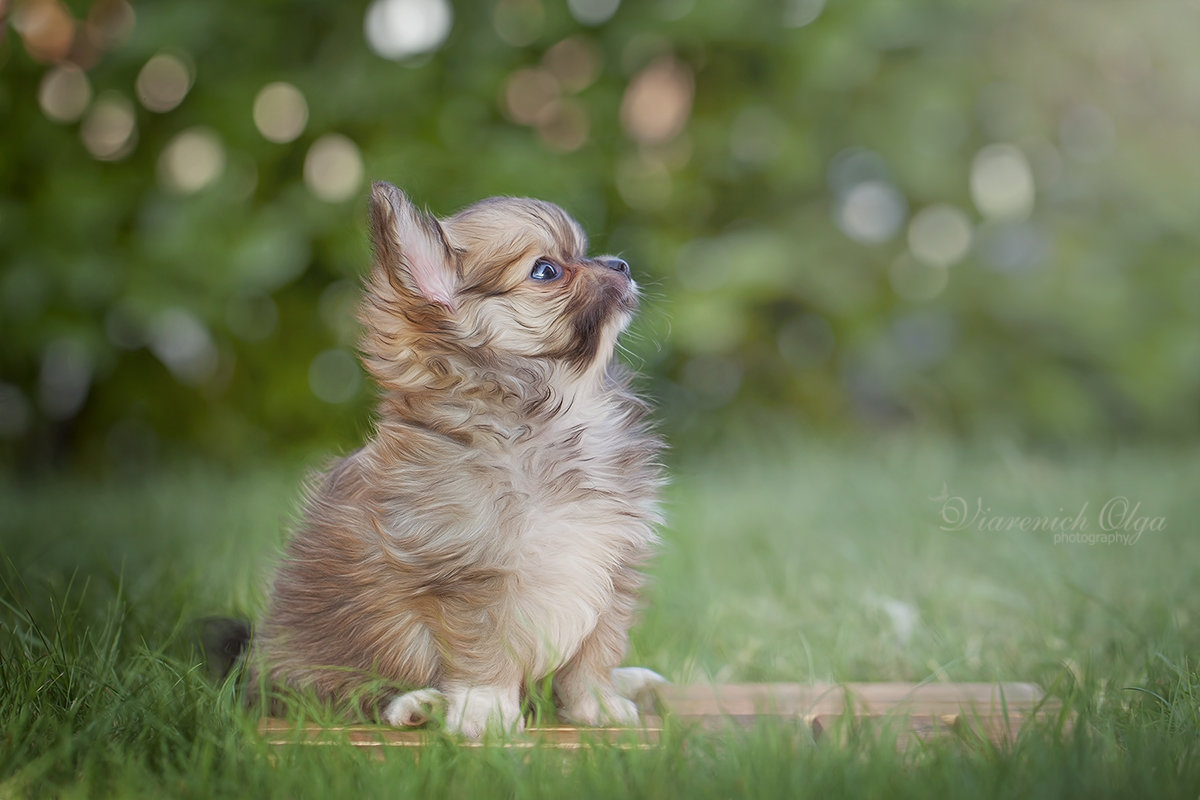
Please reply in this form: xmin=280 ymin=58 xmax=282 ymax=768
xmin=530 ymin=258 xmax=562 ymax=281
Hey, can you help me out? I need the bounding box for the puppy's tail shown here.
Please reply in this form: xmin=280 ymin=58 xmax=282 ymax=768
xmin=194 ymin=616 xmax=252 ymax=682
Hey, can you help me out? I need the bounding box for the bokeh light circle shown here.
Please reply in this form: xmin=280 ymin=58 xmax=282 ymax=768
xmin=309 ymin=349 xmax=361 ymax=404
xmin=253 ymin=82 xmax=309 ymax=143
xmin=970 ymin=143 xmax=1034 ymax=220
xmin=837 ymin=180 xmax=907 ymax=244
xmin=39 ymin=65 xmax=92 ymax=123
xmin=81 ymin=92 xmax=137 ymax=161
xmin=364 ymin=0 xmax=453 ymax=60
xmin=159 ymin=128 xmax=226 ymax=194
xmin=136 ymin=52 xmax=193 ymax=113
xmin=304 ymin=134 xmax=364 ymax=202
xmin=567 ymin=0 xmax=620 ymax=26
xmin=907 ymin=205 xmax=973 ymax=268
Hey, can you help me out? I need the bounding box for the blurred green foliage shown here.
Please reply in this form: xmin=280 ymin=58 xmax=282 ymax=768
xmin=2 ymin=0 xmax=1198 ymax=471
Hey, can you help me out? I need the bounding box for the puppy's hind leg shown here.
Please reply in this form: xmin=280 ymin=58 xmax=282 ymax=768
xmin=610 ymin=666 xmax=670 ymax=710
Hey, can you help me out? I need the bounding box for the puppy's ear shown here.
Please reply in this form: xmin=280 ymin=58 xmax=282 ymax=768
xmin=369 ymin=182 xmax=458 ymax=311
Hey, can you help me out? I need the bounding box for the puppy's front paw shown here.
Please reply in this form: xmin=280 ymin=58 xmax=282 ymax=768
xmin=445 ymin=686 xmax=524 ymax=740
xmin=560 ymin=689 xmax=640 ymax=728
xmin=382 ymin=688 xmax=446 ymax=728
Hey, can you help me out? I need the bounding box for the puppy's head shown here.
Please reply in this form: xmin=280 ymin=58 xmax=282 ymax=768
xmin=362 ymin=182 xmax=637 ymax=383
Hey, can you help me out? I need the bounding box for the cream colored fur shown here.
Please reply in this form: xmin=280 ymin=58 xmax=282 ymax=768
xmin=248 ymin=183 xmax=664 ymax=738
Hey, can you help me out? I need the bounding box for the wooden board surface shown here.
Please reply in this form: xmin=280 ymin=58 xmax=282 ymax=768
xmin=259 ymin=682 xmax=1063 ymax=750
xmin=258 ymin=718 xmax=662 ymax=749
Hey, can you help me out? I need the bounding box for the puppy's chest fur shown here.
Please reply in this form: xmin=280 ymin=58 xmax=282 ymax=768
xmin=374 ymin=405 xmax=657 ymax=676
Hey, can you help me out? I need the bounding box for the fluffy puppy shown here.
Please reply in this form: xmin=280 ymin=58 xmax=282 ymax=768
xmin=248 ymin=182 xmax=664 ymax=738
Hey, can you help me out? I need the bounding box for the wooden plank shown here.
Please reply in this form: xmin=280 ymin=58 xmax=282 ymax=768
xmin=651 ymin=682 xmax=1062 ymax=746
xmin=259 ymin=719 xmax=662 ymax=750
xmin=259 ymin=682 xmax=1062 ymax=750
xmin=654 ymin=682 xmax=1045 ymax=716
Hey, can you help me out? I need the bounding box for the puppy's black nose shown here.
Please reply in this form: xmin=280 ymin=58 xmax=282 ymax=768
xmin=601 ymin=257 xmax=630 ymax=275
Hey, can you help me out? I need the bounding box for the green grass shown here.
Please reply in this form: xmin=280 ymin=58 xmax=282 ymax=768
xmin=3 ymin=432 xmax=1199 ymax=798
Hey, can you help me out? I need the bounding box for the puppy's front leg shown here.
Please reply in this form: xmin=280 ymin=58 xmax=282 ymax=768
xmin=418 ymin=577 xmax=526 ymax=739
xmin=443 ymin=682 xmax=523 ymax=739
xmin=381 ymin=677 xmax=523 ymax=739
xmin=555 ymin=604 xmax=643 ymax=727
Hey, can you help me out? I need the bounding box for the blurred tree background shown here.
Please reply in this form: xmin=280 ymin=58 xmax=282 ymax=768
xmin=1 ymin=0 xmax=1198 ymax=472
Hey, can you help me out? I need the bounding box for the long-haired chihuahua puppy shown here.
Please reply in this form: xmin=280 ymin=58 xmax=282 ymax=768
xmin=248 ymin=182 xmax=664 ymax=738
